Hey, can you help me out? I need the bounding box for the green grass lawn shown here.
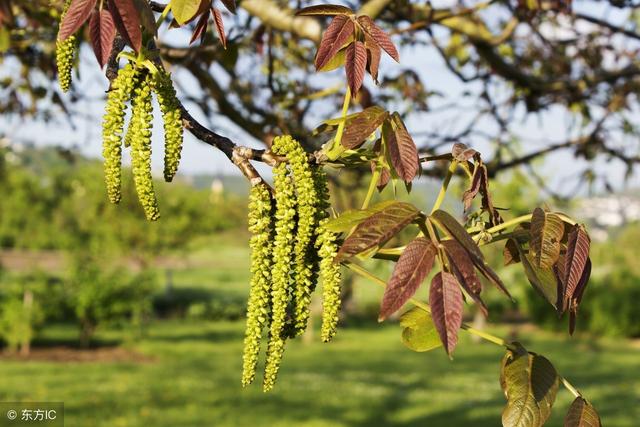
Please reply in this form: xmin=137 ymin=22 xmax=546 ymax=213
xmin=0 ymin=320 xmax=638 ymax=427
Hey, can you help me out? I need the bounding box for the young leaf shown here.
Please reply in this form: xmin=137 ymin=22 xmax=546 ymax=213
xmin=189 ymin=9 xmax=210 ymax=45
xmin=133 ymin=0 xmax=157 ymax=35
xmin=219 ymin=0 xmax=236 ymax=14
xmin=451 ymin=142 xmax=477 ymax=162
xmin=462 ymin=162 xmax=484 ymax=211
xmin=89 ymin=9 xmax=116 ymax=68
xmin=503 ymin=238 xmax=521 ymax=266
xmin=211 ymin=7 xmax=226 ymax=48
xmin=442 ymin=240 xmax=488 ymax=316
xmin=315 ymin=15 xmax=355 ymax=70
xmin=318 ymin=47 xmax=347 ymax=72
xmin=171 ymin=0 xmax=203 ymax=25
xmin=356 ymin=15 xmax=399 ymax=62
xmin=364 ymin=34 xmax=381 ymax=83
xmin=530 ymin=208 xmax=565 ymax=269
xmin=335 ymin=202 xmax=420 ymax=262
xmin=324 ymin=200 xmax=398 ymax=232
xmin=58 ymin=0 xmax=97 ymax=41
xmin=564 ymin=397 xmax=601 ymax=427
xmin=501 ymin=349 xmax=559 ymax=427
xmin=519 ymin=248 xmax=560 ymax=311
xmin=108 ymin=0 xmax=142 ymax=51
xmin=429 ymin=272 xmax=463 ymax=357
xmin=295 ymin=4 xmax=353 ymax=16
xmin=563 ymin=224 xmax=590 ymax=310
xmin=387 ymin=114 xmax=419 ymax=183
xmin=430 ymin=210 xmax=484 ymax=262
xmin=379 ymin=238 xmax=437 ymax=321
xmin=341 ymin=106 xmax=388 ymax=149
xmin=399 ymin=307 xmax=442 ymax=352
xmin=345 ymin=40 xmax=367 ymax=95
xmin=569 ymin=258 xmax=591 ymax=335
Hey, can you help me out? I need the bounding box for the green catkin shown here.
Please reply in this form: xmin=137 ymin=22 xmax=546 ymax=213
xmin=314 ymin=169 xmax=342 ymax=343
xmin=55 ymin=0 xmax=76 ymax=92
xmin=128 ymin=73 xmax=160 ymax=221
xmin=102 ymin=64 xmax=137 ymax=204
xmin=263 ymin=158 xmax=297 ymax=392
xmin=242 ymin=183 xmax=274 ymax=387
xmin=271 ymin=136 xmax=318 ymax=336
xmin=153 ymin=70 xmax=184 ymax=182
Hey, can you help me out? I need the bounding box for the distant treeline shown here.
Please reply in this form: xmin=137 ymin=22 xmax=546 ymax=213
xmin=0 ymin=145 xmax=246 ymax=254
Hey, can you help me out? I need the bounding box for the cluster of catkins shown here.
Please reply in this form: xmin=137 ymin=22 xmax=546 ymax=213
xmin=242 ymin=135 xmax=342 ymax=392
xmin=102 ymin=64 xmax=184 ymax=220
xmin=55 ymin=0 xmax=76 ymax=92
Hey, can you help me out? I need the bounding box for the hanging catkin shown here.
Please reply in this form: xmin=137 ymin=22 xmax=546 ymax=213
xmin=102 ymin=64 xmax=137 ymax=204
xmin=242 ymin=183 xmax=274 ymax=387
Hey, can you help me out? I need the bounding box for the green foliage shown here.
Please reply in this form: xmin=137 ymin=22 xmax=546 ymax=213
xmin=0 ymin=147 xmax=244 ymax=255
xmin=67 ymin=253 xmax=157 ymax=346
xmin=0 ymin=278 xmax=44 ymax=353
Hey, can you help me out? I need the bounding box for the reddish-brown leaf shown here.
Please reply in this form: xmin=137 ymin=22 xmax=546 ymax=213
xmin=379 ymin=238 xmax=437 ymax=321
xmin=475 ymin=259 xmax=513 ymax=299
xmin=503 ymin=238 xmax=521 ymax=266
xmin=430 ymin=210 xmax=484 ymax=262
xmin=335 ymin=202 xmax=420 ymax=263
xmin=563 ymin=224 xmax=590 ymax=309
xmin=569 ymin=258 xmax=591 ymax=335
xmin=364 ymin=34 xmax=381 ymax=83
xmin=108 ymin=0 xmax=142 ymax=51
xmin=564 ymin=396 xmax=601 ymax=427
xmin=345 ymin=40 xmax=367 ymax=95
xmin=530 ymin=208 xmax=565 ymax=269
xmin=219 ymin=0 xmax=236 ymax=14
xmin=442 ymin=240 xmax=488 ymax=316
xmin=315 ymin=15 xmax=354 ymax=71
xmin=388 ymin=114 xmax=419 ymax=183
xmin=341 ymin=106 xmax=388 ymax=149
xmin=58 ymin=0 xmax=97 ymax=41
xmin=296 ymin=4 xmax=353 ymax=16
xmin=211 ymin=7 xmax=226 ymax=48
xmin=0 ymin=0 xmax=14 ymax=26
xmin=451 ymin=142 xmax=477 ymax=162
xmin=462 ymin=163 xmax=483 ymax=211
xmin=133 ymin=0 xmax=157 ymax=35
xmin=356 ymin=15 xmax=399 ymax=62
xmin=89 ymin=9 xmax=116 ymax=68
xmin=429 ymin=272 xmax=463 ymax=357
xmin=189 ymin=9 xmax=210 ymax=45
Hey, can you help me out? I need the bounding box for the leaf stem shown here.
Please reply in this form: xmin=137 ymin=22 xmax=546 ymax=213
xmin=324 ymin=88 xmax=353 ymax=160
xmin=471 ymin=214 xmax=533 ymax=242
xmin=156 ymin=3 xmax=172 ymax=31
xmin=560 ymin=376 xmax=581 ymax=398
xmin=430 ymin=160 xmax=458 ymax=214
xmin=362 ymin=166 xmax=381 ymax=209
